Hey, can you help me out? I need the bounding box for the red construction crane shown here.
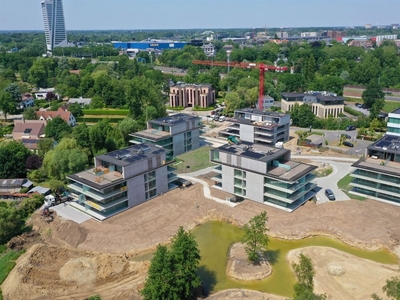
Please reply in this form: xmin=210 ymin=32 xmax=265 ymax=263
xmin=192 ymin=59 xmax=289 ymax=110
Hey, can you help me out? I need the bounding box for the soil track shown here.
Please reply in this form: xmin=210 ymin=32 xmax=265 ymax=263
xmin=2 ymin=181 xmax=400 ymax=299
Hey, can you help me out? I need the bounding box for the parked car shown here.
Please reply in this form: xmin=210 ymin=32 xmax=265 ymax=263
xmin=213 ymin=115 xmax=220 ymax=121
xmin=342 ymin=134 xmax=351 ymax=139
xmin=355 ymin=103 xmax=362 ymax=108
xmin=343 ymin=141 xmax=354 ymax=147
xmin=345 ymin=125 xmax=356 ymax=131
xmin=325 ymin=189 xmax=335 ymax=201
xmin=361 ymin=104 xmax=368 ymax=109
xmin=378 ymin=112 xmax=388 ymax=119
xmin=219 ymin=116 xmax=226 ymax=122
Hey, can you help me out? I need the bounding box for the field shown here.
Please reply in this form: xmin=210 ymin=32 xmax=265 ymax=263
xmin=172 ymin=146 xmax=215 ymax=173
xmin=383 ymin=101 xmax=400 ymax=113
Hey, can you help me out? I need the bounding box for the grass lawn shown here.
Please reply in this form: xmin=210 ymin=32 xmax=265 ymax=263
xmin=0 ymin=246 xmax=25 ymax=299
xmin=383 ymin=101 xmax=400 ymax=113
xmin=172 ymin=146 xmax=214 ymax=174
xmin=337 ymin=174 xmax=366 ymax=201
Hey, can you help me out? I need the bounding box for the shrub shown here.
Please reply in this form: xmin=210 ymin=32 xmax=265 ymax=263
xmin=82 ymin=109 xmax=129 ymax=116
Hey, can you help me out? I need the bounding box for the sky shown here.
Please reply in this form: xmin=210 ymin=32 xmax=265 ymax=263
xmin=0 ymin=0 xmax=399 ymax=31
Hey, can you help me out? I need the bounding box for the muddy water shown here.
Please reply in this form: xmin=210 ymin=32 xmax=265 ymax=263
xmin=194 ymin=221 xmax=398 ymax=297
xmin=131 ymin=220 xmax=398 ymax=297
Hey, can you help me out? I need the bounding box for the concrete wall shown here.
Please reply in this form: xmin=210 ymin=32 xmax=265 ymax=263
xmin=173 ymin=132 xmax=185 ymax=156
xmin=221 ymin=165 xmax=234 ymax=193
xmin=239 ymin=124 xmax=255 ymax=143
xmin=127 ymin=175 xmax=146 ymax=207
xmin=246 ymin=171 xmax=264 ymax=203
xmin=191 ymin=128 xmax=200 ymax=150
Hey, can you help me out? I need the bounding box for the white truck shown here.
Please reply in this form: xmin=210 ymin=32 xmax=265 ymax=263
xmin=44 ymin=195 xmax=56 ymax=207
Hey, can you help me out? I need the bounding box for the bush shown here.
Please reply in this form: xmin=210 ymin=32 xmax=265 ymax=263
xmin=75 ymin=117 xmax=124 ymax=123
xmin=82 ymin=109 xmax=129 ymax=116
xmin=344 ymin=106 xmax=363 ymax=116
xmin=166 ymin=106 xmax=185 ymax=111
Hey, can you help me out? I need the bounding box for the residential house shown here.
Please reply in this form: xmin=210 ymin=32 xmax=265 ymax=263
xmin=36 ymin=107 xmax=76 ymax=126
xmin=12 ymin=120 xmax=46 ymax=150
xmin=67 ymin=144 xmax=177 ymax=221
xmin=281 ymin=92 xmax=345 ymax=119
xmin=129 ymin=113 xmax=201 ymax=161
xmin=210 ymin=141 xmax=317 ymax=212
xmin=219 ymin=108 xmax=290 ymax=147
xmin=34 ymin=88 xmax=58 ymax=100
xmin=21 ymin=94 xmax=35 ymax=108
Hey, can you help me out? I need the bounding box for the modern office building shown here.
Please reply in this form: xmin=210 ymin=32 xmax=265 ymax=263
xmin=41 ymin=0 xmax=67 ymax=54
xmin=169 ymin=83 xmax=215 ymax=108
xmin=281 ymin=92 xmax=345 ymax=119
xmin=210 ymin=141 xmax=317 ymax=212
xmin=129 ymin=114 xmax=201 ymax=161
xmin=67 ymin=144 xmax=177 ymax=221
xmin=219 ymin=108 xmax=290 ymax=146
xmin=350 ymin=135 xmax=400 ymax=206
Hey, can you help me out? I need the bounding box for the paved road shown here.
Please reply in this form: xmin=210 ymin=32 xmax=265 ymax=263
xmin=345 ymin=102 xmax=370 ymax=116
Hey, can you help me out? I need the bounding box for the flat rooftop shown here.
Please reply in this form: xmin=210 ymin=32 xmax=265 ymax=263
xmin=130 ymin=128 xmax=171 ymax=141
xmin=216 ymin=142 xmax=316 ymax=182
xmin=149 ymin=113 xmax=200 ymax=127
xmin=68 ymin=169 xmax=124 ymax=191
xmin=391 ymin=108 xmax=400 ymax=114
xmin=367 ymin=134 xmax=400 ymax=155
xmin=217 ymin=141 xmax=287 ymax=162
xmin=281 ymin=92 xmax=345 ymax=102
xmin=235 ymin=108 xmax=287 ymax=117
xmin=97 ymin=144 xmax=165 ymax=167
xmin=352 ymin=157 xmax=400 ymax=177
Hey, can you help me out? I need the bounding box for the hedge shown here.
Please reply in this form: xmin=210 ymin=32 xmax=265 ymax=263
xmin=82 ymin=109 xmax=129 ymax=116
xmin=76 ymin=117 xmax=125 ymax=123
xmin=166 ymin=106 xmax=185 ymax=111
xmin=344 ymin=106 xmax=363 ymax=116
xmin=192 ymin=106 xmax=215 ymax=111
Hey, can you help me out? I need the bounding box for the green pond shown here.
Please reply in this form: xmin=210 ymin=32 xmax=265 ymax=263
xmin=134 ymin=221 xmax=398 ymax=297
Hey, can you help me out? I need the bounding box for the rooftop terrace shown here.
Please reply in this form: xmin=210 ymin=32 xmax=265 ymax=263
xmin=149 ymin=113 xmax=200 ymax=127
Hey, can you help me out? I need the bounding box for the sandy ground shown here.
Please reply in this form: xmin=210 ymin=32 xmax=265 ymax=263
xmin=3 ymin=182 xmax=400 ymax=299
xmin=287 ymin=247 xmax=400 ymax=300
xmin=226 ymin=243 xmax=271 ymax=281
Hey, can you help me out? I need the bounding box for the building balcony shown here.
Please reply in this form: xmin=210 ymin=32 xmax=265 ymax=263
xmin=168 ymin=172 xmax=178 ymax=183
xmin=68 ymin=183 xmax=127 ymax=202
xmin=83 ymin=195 xmax=128 ymax=212
xmin=213 ymin=165 xmax=222 ymax=173
xmin=211 ymin=174 xmax=222 ymax=182
xmin=254 ymin=129 xmax=273 ymax=137
xmin=167 ymin=166 xmax=176 ymax=174
xmin=265 ymin=174 xmax=317 ymax=193
xmin=264 ymin=182 xmax=316 ymax=203
xmin=351 ymin=169 xmax=400 ymax=188
xmin=254 ymin=136 xmax=273 ymax=143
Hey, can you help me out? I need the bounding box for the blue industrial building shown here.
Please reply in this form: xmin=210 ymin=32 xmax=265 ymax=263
xmin=112 ymin=40 xmax=187 ymax=50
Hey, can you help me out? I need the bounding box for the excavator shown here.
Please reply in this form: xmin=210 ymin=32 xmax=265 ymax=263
xmin=227 ymin=136 xmax=240 ymax=144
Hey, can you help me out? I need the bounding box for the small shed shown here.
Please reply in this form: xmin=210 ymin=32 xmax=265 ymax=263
xmin=28 ymin=186 xmax=51 ymax=195
xmin=305 ymin=134 xmax=324 ymax=148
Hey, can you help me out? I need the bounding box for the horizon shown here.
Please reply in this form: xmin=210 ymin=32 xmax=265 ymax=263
xmin=0 ymin=0 xmax=399 ymax=31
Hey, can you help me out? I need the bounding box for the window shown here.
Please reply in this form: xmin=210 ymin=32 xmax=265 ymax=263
xmin=24 ymin=128 xmax=32 ymax=134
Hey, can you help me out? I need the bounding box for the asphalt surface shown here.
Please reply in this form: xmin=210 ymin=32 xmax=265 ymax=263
xmin=50 ymin=203 xmax=92 ymax=224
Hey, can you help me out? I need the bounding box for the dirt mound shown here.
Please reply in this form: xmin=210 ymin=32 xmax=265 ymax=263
xmin=1 ymin=243 xmax=148 ymax=300
xmin=53 ymin=220 xmax=88 ymax=248
xmin=226 ymin=243 xmax=271 ymax=281
xmin=7 ymin=231 xmax=41 ymax=251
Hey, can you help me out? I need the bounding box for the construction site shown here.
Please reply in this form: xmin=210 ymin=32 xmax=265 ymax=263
xmin=2 ymin=178 xmax=400 ymax=300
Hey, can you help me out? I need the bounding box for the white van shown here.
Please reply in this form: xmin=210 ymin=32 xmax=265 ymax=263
xmin=219 ymin=116 xmax=226 ymax=122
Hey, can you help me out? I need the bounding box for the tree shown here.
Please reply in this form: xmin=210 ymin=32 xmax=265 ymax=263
xmin=68 ymin=103 xmax=83 ymax=117
xmin=23 ymin=107 xmax=39 ymax=120
xmin=38 ymin=138 xmax=55 ymax=158
xmin=3 ymin=83 xmax=22 ymax=102
xmin=372 ymin=276 xmax=400 ymax=300
xmin=42 ymin=138 xmax=88 ymax=180
xmin=0 ymin=91 xmax=17 ymax=121
xmin=362 ymin=79 xmax=385 ymax=108
xmin=0 ymin=205 xmax=25 ymax=244
xmin=141 ymin=226 xmax=201 ymax=300
xmin=26 ymin=154 xmax=43 ymax=170
xmin=241 ymin=211 xmax=269 ymax=264
xmin=45 ymin=116 xmax=72 ymax=141
xmin=117 ymin=117 xmax=139 ymax=143
xmin=291 ymin=104 xmax=316 ymax=128
xmin=292 ymin=254 xmax=327 ymax=300
xmin=0 ymin=140 xmax=31 ymax=178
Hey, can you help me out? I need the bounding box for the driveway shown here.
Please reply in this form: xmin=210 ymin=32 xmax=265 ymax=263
xmin=313 ymin=161 xmax=354 ymax=203
xmin=50 ymin=203 xmax=92 ymax=224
